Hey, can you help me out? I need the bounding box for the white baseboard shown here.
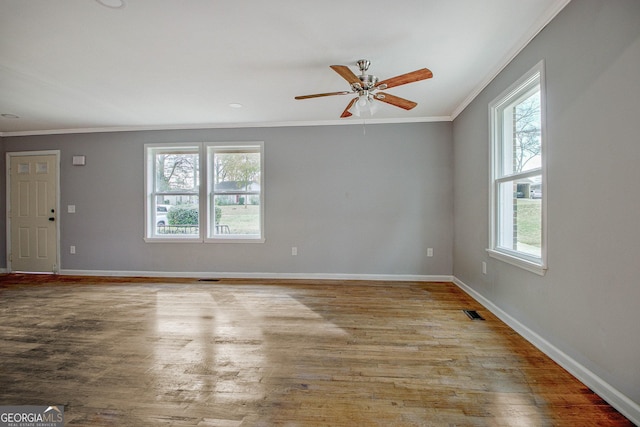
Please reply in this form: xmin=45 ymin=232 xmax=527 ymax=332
xmin=59 ymin=269 xmax=453 ymax=283
xmin=452 ymin=276 xmax=640 ymax=426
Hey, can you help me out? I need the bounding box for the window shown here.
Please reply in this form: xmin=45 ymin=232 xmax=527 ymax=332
xmin=207 ymin=145 xmax=263 ymax=241
xmin=146 ymin=145 xmax=200 ymax=240
xmin=489 ymin=61 xmax=546 ymax=274
xmin=145 ymin=142 xmax=264 ymax=242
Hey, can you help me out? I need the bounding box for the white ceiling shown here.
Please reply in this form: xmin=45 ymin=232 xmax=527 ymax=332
xmin=0 ymin=0 xmax=570 ymax=136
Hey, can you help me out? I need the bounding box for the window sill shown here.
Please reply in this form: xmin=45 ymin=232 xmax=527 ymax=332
xmin=486 ymin=249 xmax=547 ymax=276
xmin=144 ymin=237 xmax=203 ymax=243
xmin=205 ymin=237 xmax=265 ymax=244
xmin=144 ymin=237 xmax=265 ymax=244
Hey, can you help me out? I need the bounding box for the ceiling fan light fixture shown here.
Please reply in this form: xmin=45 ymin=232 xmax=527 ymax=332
xmin=352 ymin=94 xmax=377 ymax=117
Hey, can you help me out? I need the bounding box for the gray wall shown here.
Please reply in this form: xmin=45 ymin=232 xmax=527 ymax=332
xmin=2 ymin=122 xmax=453 ymax=276
xmin=453 ymin=0 xmax=640 ymax=408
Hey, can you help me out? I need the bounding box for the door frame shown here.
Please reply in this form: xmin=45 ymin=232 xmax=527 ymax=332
xmin=6 ymin=150 xmax=61 ymax=273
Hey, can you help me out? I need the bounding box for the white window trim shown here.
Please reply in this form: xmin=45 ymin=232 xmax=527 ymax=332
xmin=204 ymin=142 xmax=265 ymax=243
xmin=144 ymin=142 xmax=265 ymax=243
xmin=488 ymin=60 xmax=547 ymax=275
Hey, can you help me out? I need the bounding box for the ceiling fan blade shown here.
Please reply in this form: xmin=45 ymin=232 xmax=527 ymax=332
xmin=295 ymin=91 xmax=351 ymax=100
xmin=375 ymin=92 xmax=418 ymax=110
xmin=330 ymin=65 xmax=362 ymax=87
xmin=376 ymin=68 xmax=433 ymax=90
xmin=340 ymin=97 xmax=358 ymax=118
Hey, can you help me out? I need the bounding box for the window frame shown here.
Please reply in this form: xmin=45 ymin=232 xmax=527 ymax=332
xmin=144 ymin=143 xmax=203 ymax=242
xmin=144 ymin=142 xmax=264 ymax=243
xmin=488 ymin=61 xmax=547 ymax=275
xmin=205 ymin=142 xmax=265 ymax=243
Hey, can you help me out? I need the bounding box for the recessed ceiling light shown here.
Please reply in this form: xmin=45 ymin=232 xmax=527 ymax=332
xmin=1 ymin=113 xmax=20 ymax=119
xmin=95 ymin=0 xmax=125 ymax=9
xmin=228 ymin=103 xmax=243 ymax=109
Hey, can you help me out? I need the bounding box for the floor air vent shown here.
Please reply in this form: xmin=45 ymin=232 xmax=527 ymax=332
xmin=198 ymin=278 xmax=220 ymax=282
xmin=463 ymin=310 xmax=485 ymax=320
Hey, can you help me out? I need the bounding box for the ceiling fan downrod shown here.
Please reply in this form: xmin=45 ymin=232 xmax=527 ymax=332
xmin=356 ymin=59 xmax=370 ymax=73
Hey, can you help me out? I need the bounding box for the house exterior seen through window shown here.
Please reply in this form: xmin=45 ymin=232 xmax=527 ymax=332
xmin=145 ymin=142 xmax=264 ymax=242
xmin=489 ymin=61 xmax=546 ymax=274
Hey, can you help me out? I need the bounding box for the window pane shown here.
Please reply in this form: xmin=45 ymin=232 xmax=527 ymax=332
xmin=212 ymin=151 xmax=260 ymax=190
xmin=501 ymin=88 xmax=541 ymax=176
xmin=154 ymin=199 xmax=170 ymax=226
xmin=212 ymin=195 xmax=260 ymax=236
xmin=209 ymin=148 xmax=261 ymax=238
xmin=497 ymin=177 xmax=541 ymax=257
xmin=154 ymin=195 xmax=199 ymax=236
xmin=154 ymin=151 xmax=199 ymax=192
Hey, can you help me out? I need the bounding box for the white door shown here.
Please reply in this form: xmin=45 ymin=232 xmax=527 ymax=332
xmin=9 ymin=153 xmax=59 ymax=273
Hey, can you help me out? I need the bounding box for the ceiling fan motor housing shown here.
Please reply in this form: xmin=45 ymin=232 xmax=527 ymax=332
xmin=357 ymin=74 xmax=378 ymax=90
xmin=355 ymin=59 xmax=378 ymax=91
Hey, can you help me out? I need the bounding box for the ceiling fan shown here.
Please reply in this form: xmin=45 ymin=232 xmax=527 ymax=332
xmin=295 ymin=59 xmax=433 ymax=118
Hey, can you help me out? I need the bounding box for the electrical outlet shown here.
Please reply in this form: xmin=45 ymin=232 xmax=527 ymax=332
xmin=482 ymin=261 xmax=487 ymax=275
xmin=291 ymin=246 xmax=298 ymax=256
xmin=427 ymin=248 xmax=433 ymax=257
xmin=70 ymin=246 xmax=76 ymax=254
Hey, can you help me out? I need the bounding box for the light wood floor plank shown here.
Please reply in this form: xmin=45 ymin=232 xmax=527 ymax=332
xmin=0 ymin=274 xmax=633 ymax=426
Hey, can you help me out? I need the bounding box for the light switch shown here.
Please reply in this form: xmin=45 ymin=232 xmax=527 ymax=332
xmin=68 ymin=205 xmax=76 ymax=213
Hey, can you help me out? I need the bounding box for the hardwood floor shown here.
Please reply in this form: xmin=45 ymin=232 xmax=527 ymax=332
xmin=0 ymin=274 xmax=633 ymax=426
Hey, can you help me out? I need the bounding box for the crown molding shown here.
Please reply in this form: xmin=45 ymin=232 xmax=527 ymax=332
xmin=0 ymin=116 xmax=452 ymax=137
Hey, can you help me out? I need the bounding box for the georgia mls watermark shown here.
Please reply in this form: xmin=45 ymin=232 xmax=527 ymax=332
xmin=0 ymin=406 xmax=64 ymax=427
